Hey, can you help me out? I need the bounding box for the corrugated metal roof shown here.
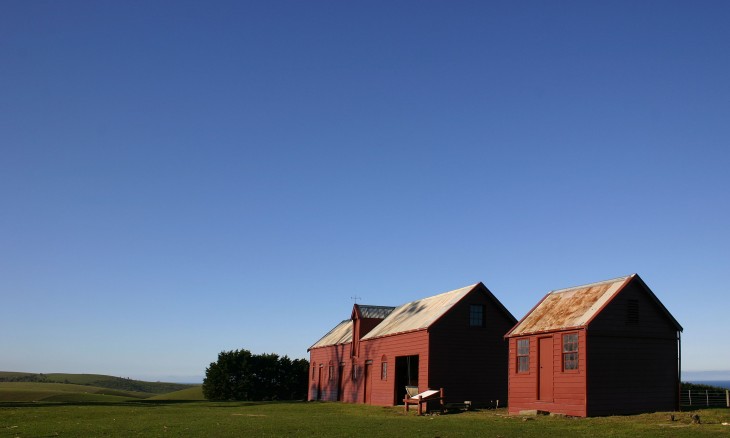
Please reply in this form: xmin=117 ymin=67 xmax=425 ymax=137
xmin=508 ymin=275 xmax=632 ymax=336
xmin=357 ymin=305 xmax=396 ymax=319
xmin=361 ymin=284 xmax=479 ymax=340
xmin=308 ymin=320 xmax=352 ymax=350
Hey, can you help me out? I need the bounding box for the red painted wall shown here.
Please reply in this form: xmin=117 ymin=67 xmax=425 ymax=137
xmin=308 ymin=330 xmax=429 ymax=405
xmin=507 ymin=330 xmax=588 ymax=417
xmin=507 ymin=279 xmax=681 ymax=417
xmin=309 ymin=285 xmax=515 ymax=407
xmin=359 ymin=330 xmax=430 ymax=406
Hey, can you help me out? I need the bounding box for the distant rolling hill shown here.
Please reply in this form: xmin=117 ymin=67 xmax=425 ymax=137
xmin=0 ymin=372 xmax=197 ymax=402
xmin=0 ymin=382 xmax=151 ymax=403
xmin=147 ymin=386 xmax=205 ymax=401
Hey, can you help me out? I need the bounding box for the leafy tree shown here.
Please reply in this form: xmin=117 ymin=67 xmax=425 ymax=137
xmin=202 ymin=349 xmax=309 ymax=401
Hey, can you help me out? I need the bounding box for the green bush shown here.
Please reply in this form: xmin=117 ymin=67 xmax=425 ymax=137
xmin=202 ymin=349 xmax=308 ymax=401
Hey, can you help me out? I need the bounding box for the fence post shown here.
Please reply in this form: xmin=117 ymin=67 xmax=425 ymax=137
xmin=726 ymin=390 xmax=729 ymax=408
xmin=688 ymin=390 xmax=692 ymax=406
xmin=706 ymin=390 xmax=709 ymax=407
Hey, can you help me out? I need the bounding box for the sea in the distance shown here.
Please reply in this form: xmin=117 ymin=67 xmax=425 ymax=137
xmin=688 ymin=380 xmax=730 ymax=389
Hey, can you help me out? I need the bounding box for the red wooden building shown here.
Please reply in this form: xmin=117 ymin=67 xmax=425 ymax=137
xmin=505 ymin=274 xmax=682 ymax=417
xmin=308 ymin=282 xmax=516 ymax=407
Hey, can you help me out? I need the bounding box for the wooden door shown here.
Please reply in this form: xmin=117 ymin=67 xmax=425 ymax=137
xmin=538 ymin=337 xmax=553 ymax=401
xmin=364 ymin=362 xmax=372 ymax=404
xmin=337 ymin=364 xmax=344 ymax=401
xmin=317 ymin=366 xmax=323 ymax=400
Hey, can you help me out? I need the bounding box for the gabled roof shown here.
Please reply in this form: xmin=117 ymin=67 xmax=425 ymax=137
xmin=309 ymin=282 xmax=515 ymax=349
xmin=506 ymin=273 xmax=682 ymax=337
xmin=352 ymin=305 xmax=396 ymax=319
xmin=361 ymin=283 xmax=480 ymax=341
xmin=308 ymin=320 xmax=352 ymax=350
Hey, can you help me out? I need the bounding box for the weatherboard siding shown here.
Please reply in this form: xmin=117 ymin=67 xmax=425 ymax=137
xmin=507 ymin=330 xmax=587 ymax=417
xmin=359 ymin=330 xmax=430 ymax=406
xmin=507 ymin=275 xmax=681 ymax=417
xmin=308 ymin=283 xmax=514 ymax=408
xmin=308 ymin=343 xmax=356 ymax=403
xmin=587 ymin=335 xmax=678 ymax=415
xmin=585 ymin=281 xmax=680 ymax=415
xmin=428 ymin=288 xmax=515 ymax=406
xmin=588 ymin=281 xmax=679 ymax=338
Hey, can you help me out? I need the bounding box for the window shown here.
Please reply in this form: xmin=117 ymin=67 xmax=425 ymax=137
xmin=381 ymin=361 xmax=388 ymax=380
xmin=626 ymin=299 xmax=639 ymax=325
xmin=563 ymin=333 xmax=579 ymax=371
xmin=351 ymin=363 xmax=358 ymax=381
xmin=328 ymin=365 xmax=334 ymax=381
xmin=469 ymin=304 xmax=485 ymax=327
xmin=517 ymin=339 xmax=529 ymax=373
xmin=312 ymin=365 xmax=316 ymax=380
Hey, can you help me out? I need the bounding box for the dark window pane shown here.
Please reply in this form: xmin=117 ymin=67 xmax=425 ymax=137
xmin=470 ymin=305 xmax=484 ymax=327
xmin=518 ymin=356 xmax=529 ymax=373
xmin=517 ymin=338 xmax=530 ymax=373
xmin=564 ymin=352 xmax=578 ymax=370
xmin=517 ymin=339 xmax=530 ymax=355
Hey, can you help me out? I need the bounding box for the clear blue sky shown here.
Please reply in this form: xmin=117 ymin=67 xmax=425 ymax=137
xmin=1 ymin=1 xmax=728 ymax=383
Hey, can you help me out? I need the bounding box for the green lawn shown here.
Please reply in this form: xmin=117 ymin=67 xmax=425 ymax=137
xmin=0 ymin=401 xmax=728 ymax=437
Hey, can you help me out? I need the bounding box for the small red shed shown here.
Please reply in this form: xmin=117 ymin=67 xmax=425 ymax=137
xmin=505 ymin=274 xmax=682 ymax=417
xmin=308 ymin=282 xmax=516 ymax=407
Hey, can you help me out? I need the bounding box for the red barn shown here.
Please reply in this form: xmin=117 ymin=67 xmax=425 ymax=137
xmin=506 ymin=274 xmax=682 ymax=417
xmin=308 ymin=282 xmax=516 ymax=407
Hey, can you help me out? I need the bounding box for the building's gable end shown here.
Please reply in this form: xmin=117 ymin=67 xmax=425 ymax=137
xmin=629 ymin=274 xmax=683 ymax=332
xmin=361 ymin=284 xmax=479 ymax=341
xmin=429 ymin=283 xmax=517 ymax=332
xmin=586 ymin=275 xmax=682 ymax=336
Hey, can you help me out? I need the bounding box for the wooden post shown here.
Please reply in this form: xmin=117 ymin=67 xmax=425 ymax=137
xmin=726 ymin=390 xmax=729 ymax=408
xmin=417 ymin=395 xmax=423 ymax=416
xmin=439 ymin=388 xmax=445 ymax=413
xmin=706 ymin=390 xmax=709 ymax=407
xmin=688 ymin=389 xmax=692 ymax=406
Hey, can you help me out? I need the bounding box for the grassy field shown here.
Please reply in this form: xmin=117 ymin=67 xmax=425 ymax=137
xmin=0 ymin=400 xmax=728 ymax=437
xmin=147 ymin=386 xmax=205 ymax=401
xmin=0 ymin=382 xmax=152 ymax=403
xmin=0 ymin=379 xmax=204 ymax=404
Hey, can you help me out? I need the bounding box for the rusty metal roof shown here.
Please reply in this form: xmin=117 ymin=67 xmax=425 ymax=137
xmin=308 ymin=320 xmax=352 ymax=350
xmin=361 ymin=284 xmax=480 ymax=341
xmin=507 ymin=275 xmax=633 ymax=336
xmin=356 ymin=305 xmax=396 ymax=319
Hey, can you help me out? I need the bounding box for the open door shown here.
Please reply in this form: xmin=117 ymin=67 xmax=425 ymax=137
xmin=394 ymin=355 xmax=419 ymax=405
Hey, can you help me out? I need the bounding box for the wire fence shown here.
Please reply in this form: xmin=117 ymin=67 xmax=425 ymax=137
xmin=680 ymin=389 xmax=730 ymax=408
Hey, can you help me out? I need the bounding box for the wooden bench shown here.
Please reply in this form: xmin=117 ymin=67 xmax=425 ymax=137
xmin=403 ymin=388 xmax=445 ymax=415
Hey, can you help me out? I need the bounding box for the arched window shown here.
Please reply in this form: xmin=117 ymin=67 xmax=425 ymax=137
xmin=380 ymin=355 xmax=388 ymax=380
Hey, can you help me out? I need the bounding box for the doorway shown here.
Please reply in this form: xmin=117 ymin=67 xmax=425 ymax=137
xmin=337 ymin=363 xmax=344 ymax=401
xmin=538 ymin=337 xmax=553 ymax=401
xmin=394 ymin=355 xmax=419 ymax=405
xmin=316 ymin=365 xmax=323 ymax=400
xmin=364 ymin=360 xmax=373 ymax=404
